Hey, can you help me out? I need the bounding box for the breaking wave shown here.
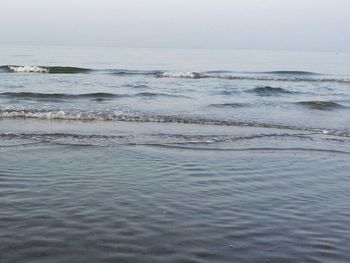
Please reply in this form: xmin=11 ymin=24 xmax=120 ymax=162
xmin=1 ymin=65 xmax=91 ymax=74
xmin=0 ymin=108 xmax=348 ymax=137
xmin=7 ymin=66 xmax=49 ymax=73
xmin=157 ymin=70 xmax=350 ymax=83
xmin=156 ymin=71 xmax=202 ymax=79
xmin=150 ymin=70 xmax=350 ymax=83
xmin=1 ymin=65 xmax=350 ymax=83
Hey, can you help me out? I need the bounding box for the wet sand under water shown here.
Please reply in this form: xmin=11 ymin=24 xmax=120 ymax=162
xmin=1 ymin=120 xmax=350 ymax=263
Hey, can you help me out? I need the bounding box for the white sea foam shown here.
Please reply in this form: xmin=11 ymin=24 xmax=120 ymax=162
xmin=158 ymin=71 xmax=202 ymax=79
xmin=156 ymin=71 xmax=350 ymax=83
xmin=0 ymin=109 xmax=113 ymax=120
xmin=8 ymin=66 xmax=49 ymax=73
xmin=0 ymin=109 xmax=348 ymax=137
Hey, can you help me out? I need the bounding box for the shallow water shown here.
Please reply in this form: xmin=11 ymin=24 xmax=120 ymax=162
xmin=1 ymin=144 xmax=350 ymax=263
xmin=1 ymin=46 xmax=350 ymax=262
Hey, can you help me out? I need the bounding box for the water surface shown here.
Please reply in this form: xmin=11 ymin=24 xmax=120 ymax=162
xmin=1 ymin=46 xmax=350 ymax=262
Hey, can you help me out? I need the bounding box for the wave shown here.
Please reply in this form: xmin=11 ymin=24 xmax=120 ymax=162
xmin=0 ymin=92 xmax=116 ymax=99
xmin=0 ymin=109 xmax=348 ymax=137
xmin=132 ymin=92 xmax=188 ymax=98
xmin=214 ymin=75 xmax=350 ymax=83
xmin=123 ymin=84 xmax=150 ymax=89
xmin=296 ymin=101 xmax=346 ymax=110
xmin=0 ymin=131 xmax=321 ymax=150
xmin=3 ymin=132 xmax=349 ymax=155
xmin=0 ymin=92 xmax=186 ymax=100
xmin=7 ymin=66 xmax=49 ymax=73
xmin=0 ymin=65 xmax=91 ymax=74
xmin=248 ymin=86 xmax=294 ymax=96
xmin=0 ymin=131 xmax=331 ymax=146
xmin=0 ymin=65 xmax=161 ymax=76
xmin=2 ymin=65 xmax=350 ymax=83
xmin=0 ymin=132 xmax=307 ymax=142
xmin=155 ymin=71 xmax=350 ymax=83
xmin=0 ymin=132 xmax=128 ymax=141
xmin=156 ymin=71 xmax=203 ymax=79
xmin=47 ymin=66 xmax=91 ymax=74
xmin=209 ymin=103 xmax=246 ymax=108
xmin=109 ymin=69 xmax=162 ymax=76
xmin=143 ymin=144 xmax=350 ymax=155
xmin=162 ymin=70 xmax=321 ymax=78
xmin=263 ymin=71 xmax=320 ymax=75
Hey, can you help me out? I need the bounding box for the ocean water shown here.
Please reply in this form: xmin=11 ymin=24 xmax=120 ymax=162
xmin=1 ymin=46 xmax=350 ymax=263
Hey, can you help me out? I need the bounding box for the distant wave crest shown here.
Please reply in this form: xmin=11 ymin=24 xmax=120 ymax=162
xmin=264 ymin=71 xmax=320 ymax=75
xmin=8 ymin=66 xmax=49 ymax=73
xmin=156 ymin=71 xmax=202 ymax=79
xmin=1 ymin=65 xmax=350 ymax=83
xmin=1 ymin=65 xmax=90 ymax=74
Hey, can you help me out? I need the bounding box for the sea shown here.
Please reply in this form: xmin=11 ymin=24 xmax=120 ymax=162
xmin=0 ymin=46 xmax=350 ymax=263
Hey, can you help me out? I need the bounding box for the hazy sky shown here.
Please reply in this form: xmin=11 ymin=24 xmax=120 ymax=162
xmin=1 ymin=0 xmax=349 ymax=51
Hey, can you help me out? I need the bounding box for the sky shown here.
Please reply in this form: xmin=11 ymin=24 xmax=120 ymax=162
xmin=1 ymin=0 xmax=349 ymax=51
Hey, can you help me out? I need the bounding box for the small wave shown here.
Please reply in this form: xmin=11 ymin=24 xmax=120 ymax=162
xmin=0 ymin=92 xmax=120 ymax=100
xmin=2 ymin=130 xmax=349 ymax=155
xmin=296 ymin=101 xmax=346 ymax=110
xmin=143 ymin=144 xmax=350 ymax=155
xmin=133 ymin=92 xmax=189 ymax=98
xmin=209 ymin=103 xmax=246 ymax=108
xmin=248 ymin=86 xmax=294 ymax=96
xmin=0 ymin=132 xmax=303 ymax=142
xmin=123 ymin=84 xmax=150 ymax=89
xmin=156 ymin=71 xmax=350 ymax=83
xmin=109 ymin=69 xmax=162 ymax=76
xmin=160 ymin=133 xmax=313 ymax=143
xmin=0 ymin=132 xmax=314 ymax=148
xmin=0 ymin=92 xmax=186 ymax=100
xmin=214 ymin=90 xmax=239 ymax=96
xmin=0 ymin=110 xmax=204 ymax=123
xmin=47 ymin=66 xmax=91 ymax=74
xmin=0 ymin=132 xmax=126 ymax=147
xmin=8 ymin=66 xmax=49 ymax=73
xmin=1 ymin=66 xmax=349 ymax=83
xmin=156 ymin=71 xmax=203 ymax=79
xmin=1 ymin=65 xmax=91 ymax=74
xmin=0 ymin=132 xmax=128 ymax=141
xmin=1 ymin=109 xmax=349 ymax=137
xmin=264 ymin=71 xmax=320 ymax=76
xmin=203 ymin=70 xmax=234 ymax=74
xmin=215 ymin=75 xmax=350 ymax=83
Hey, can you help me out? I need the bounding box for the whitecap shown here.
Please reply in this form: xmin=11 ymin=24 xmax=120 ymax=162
xmin=157 ymin=71 xmax=202 ymax=79
xmin=8 ymin=66 xmax=49 ymax=73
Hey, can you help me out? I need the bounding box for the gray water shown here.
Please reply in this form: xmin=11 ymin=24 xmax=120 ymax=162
xmin=1 ymin=46 xmax=350 ymax=263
